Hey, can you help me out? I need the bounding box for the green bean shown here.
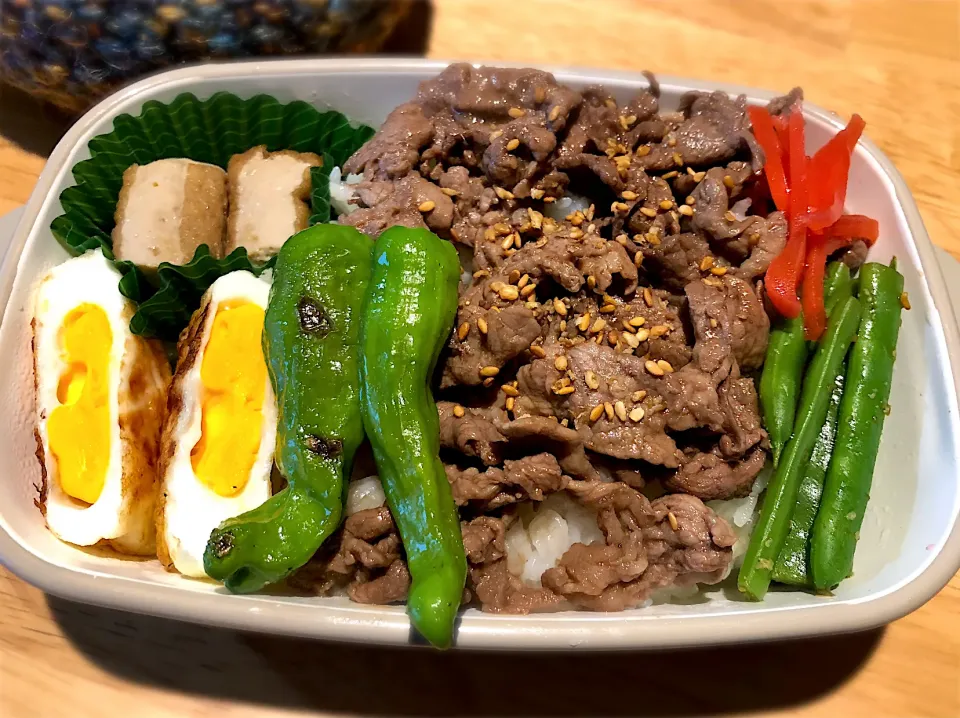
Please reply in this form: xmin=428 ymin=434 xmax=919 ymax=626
xmin=761 ymin=262 xmax=851 ymax=465
xmin=772 ymin=366 xmax=844 ymax=586
xmin=739 ymin=295 xmax=861 ymax=601
xmin=810 ymin=263 xmax=905 ymax=589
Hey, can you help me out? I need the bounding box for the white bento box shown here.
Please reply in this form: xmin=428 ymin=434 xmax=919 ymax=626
xmin=1 ymin=58 xmax=958 ymax=650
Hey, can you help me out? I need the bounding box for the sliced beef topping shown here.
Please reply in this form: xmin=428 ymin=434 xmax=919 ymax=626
xmin=496 ymin=416 xmax=601 ymax=481
xmin=717 ymin=375 xmax=766 ymax=458
xmin=666 ymin=446 xmax=767 ymax=500
xmin=437 ymin=401 xmax=506 ymax=465
xmin=767 ymin=87 xmax=803 ymax=116
xmin=644 ymin=493 xmax=736 ymax=580
xmin=685 ymin=274 xmax=769 ymax=374
xmin=343 ymin=102 xmax=434 ymax=179
xmin=341 ymin=174 xmax=453 ymax=237
xmin=674 ymin=91 xmax=760 ymax=169
xmin=445 ymin=453 xmax=568 ymax=510
xmin=736 ymin=211 xmax=788 ymax=281
xmin=639 ymin=232 xmax=711 ymax=292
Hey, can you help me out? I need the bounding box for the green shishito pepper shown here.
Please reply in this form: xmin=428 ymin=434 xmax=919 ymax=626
xmin=360 ymin=226 xmax=467 ymax=649
xmin=203 ymin=224 xmax=372 ymax=593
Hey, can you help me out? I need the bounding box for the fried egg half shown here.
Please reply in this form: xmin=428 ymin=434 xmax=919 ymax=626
xmin=157 ymin=270 xmax=277 ymax=577
xmin=32 ymin=250 xmax=171 ymax=554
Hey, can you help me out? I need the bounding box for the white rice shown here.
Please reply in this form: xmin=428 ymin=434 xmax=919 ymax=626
xmin=327 ymin=166 xmax=363 ymax=216
xmin=707 ymin=462 xmax=773 ymax=568
xmin=542 ymin=192 xmax=591 ymax=223
xmin=504 ymin=493 xmax=604 ymax=586
xmin=345 ymin=475 xmax=386 ymax=515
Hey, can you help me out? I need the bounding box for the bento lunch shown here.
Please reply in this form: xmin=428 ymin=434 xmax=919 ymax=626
xmin=30 ymin=64 xmax=905 ymax=649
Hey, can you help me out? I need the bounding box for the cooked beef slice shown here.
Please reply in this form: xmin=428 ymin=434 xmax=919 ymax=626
xmin=438 ymin=400 xmax=507 ymax=465
xmin=735 ymin=211 xmax=788 ymax=281
xmin=674 ymin=91 xmax=760 ymax=169
xmin=666 ymin=446 xmax=767 ymax=500
xmin=343 ymin=102 xmax=434 ymax=179
xmin=644 ymin=492 xmax=736 ymax=578
xmin=639 ymin=232 xmax=711 ymax=292
xmin=685 ymin=274 xmax=769 ymax=374
xmin=445 ymin=453 xmax=568 ymax=509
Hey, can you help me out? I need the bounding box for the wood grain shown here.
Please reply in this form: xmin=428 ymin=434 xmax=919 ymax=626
xmin=1 ymin=1 xmax=959 ymax=716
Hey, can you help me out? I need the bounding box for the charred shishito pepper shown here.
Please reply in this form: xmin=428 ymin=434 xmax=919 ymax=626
xmin=360 ymin=226 xmax=467 ymax=649
xmin=204 ymin=224 xmax=372 ymax=592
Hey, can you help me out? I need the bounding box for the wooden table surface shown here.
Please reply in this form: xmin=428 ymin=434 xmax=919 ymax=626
xmin=1 ymin=1 xmax=959 ymax=715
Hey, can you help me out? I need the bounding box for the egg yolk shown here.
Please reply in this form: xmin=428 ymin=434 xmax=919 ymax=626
xmin=48 ymin=303 xmax=112 ymax=505
xmin=191 ymin=301 xmax=267 ymax=497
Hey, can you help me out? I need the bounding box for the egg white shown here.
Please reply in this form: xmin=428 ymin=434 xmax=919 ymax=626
xmin=33 ymin=249 xmax=169 ymax=552
xmin=157 ymin=270 xmax=277 ymax=578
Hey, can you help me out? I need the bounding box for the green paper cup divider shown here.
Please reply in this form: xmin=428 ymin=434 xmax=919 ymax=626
xmin=49 ymin=91 xmax=374 ymax=340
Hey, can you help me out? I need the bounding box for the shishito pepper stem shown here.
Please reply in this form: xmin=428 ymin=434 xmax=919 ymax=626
xmin=360 ymin=226 xmax=466 ymax=649
xmin=203 ymin=224 xmax=372 ymax=592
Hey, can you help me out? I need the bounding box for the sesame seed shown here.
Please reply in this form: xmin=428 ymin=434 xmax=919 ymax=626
xmin=685 ymin=196 xmax=696 ymax=205
xmin=569 ymin=228 xmax=584 ymax=239
xmin=622 ymin=331 xmax=640 ymax=348
xmin=494 ymin=186 xmax=515 ymax=201
xmin=607 ymin=331 xmax=619 ymax=345
xmin=576 ymin=313 xmax=591 ymax=331
xmin=699 ymin=256 xmax=715 ymax=271
xmin=643 ymin=287 xmax=654 ymax=306
xmin=508 ymin=269 xmax=521 ymax=285
xmin=457 ymin=322 xmax=470 ymax=340
xmin=601 ymin=402 xmax=614 ymax=420
xmin=514 ymin=233 xmax=523 ymax=249
xmin=514 ymin=274 xmax=528 ymax=290
xmin=527 ymin=208 xmax=543 ymax=229
xmin=418 ymin=200 xmax=436 ymax=212
xmin=634 ymin=251 xmax=644 ymax=267
xmin=637 ymin=145 xmax=651 ymax=157
xmin=502 ymin=383 xmax=519 ymax=397
xmin=723 ymin=175 xmax=735 ymax=188
xmin=505 ymin=396 xmax=516 ymax=412
xmin=499 ymin=285 xmax=519 ymax=301
xmin=560 ymin=320 xmax=567 ymax=331
xmin=672 ymin=152 xmax=683 ymax=166
xmin=500 ymin=236 xmax=513 ymax=250
xmin=590 ymin=318 xmax=607 ymax=333
xmin=687 ymin=166 xmax=697 ymax=176
xmin=645 ymin=360 xmax=664 ymax=376
xmin=678 ymin=205 xmax=694 ymax=217
xmin=589 ymin=404 xmax=605 ymax=422
xmin=616 ymin=234 xmax=629 ymax=246
xmin=508 ymin=107 xmax=526 ymax=118
xmin=477 ymin=317 xmax=489 ymax=334
xmin=657 ymin=359 xmax=674 ymax=373
xmin=506 ymin=138 xmax=520 ymax=151
xmin=710 ymin=318 xmax=718 ymax=328
xmin=693 ymin=171 xmax=706 ymax=181
xmin=612 ymin=201 xmax=630 ymax=213
xmin=555 ymin=355 xmax=569 ymax=371
xmin=635 ymin=328 xmax=651 ymax=342
xmin=531 ymin=188 xmax=546 ymax=199
xmin=662 ymin=170 xmax=678 ymax=179
xmin=548 ymin=106 xmax=561 ymax=122
xmin=667 ymin=136 xmax=677 ymax=147
xmin=667 ymin=511 xmax=679 ymax=531
xmin=629 ymin=406 xmax=645 ymax=422
xmin=710 ymin=266 xmax=728 ymax=276
xmin=650 ymin=324 xmax=669 ymax=338
xmin=585 ymin=370 xmax=600 ymax=389
xmin=622 ymin=190 xmax=639 ymax=201
xmin=520 ymin=283 xmax=537 ymax=298
xmin=553 ymin=298 xmax=568 ymax=316
xmin=702 ymin=277 xmax=722 ymax=287
xmin=490 ymin=130 xmax=504 ymax=140
xmin=543 ymin=196 xmax=556 ymax=203
xmin=534 ymin=86 xmax=546 ymax=104
xmin=453 ymin=405 xmax=465 ymax=418
xmin=901 ymin=292 xmax=911 ymax=310
xmin=659 ymin=200 xmax=674 ymax=210
xmin=480 ymin=366 xmax=500 ymax=378
xmin=599 ymin=304 xmax=616 ymax=314
xmin=530 ymin=345 xmax=546 ymax=358
xmin=441 ymin=187 xmax=459 ymax=196
xmin=640 ymin=207 xmax=658 ymax=218
xmin=628 ymin=316 xmax=646 ymax=327
xmin=594 ymin=333 xmax=604 ymax=345
xmin=614 ymin=400 xmax=628 ymax=422
xmin=586 ymin=274 xmax=597 ymax=288
xmin=724 ymin=210 xmax=738 ymax=222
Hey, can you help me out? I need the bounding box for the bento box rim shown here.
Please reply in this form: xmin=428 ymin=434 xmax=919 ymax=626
xmin=1 ymin=57 xmax=958 ymax=650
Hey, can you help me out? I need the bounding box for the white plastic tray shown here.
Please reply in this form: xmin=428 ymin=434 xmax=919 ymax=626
xmin=1 ymin=58 xmax=959 ymax=650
